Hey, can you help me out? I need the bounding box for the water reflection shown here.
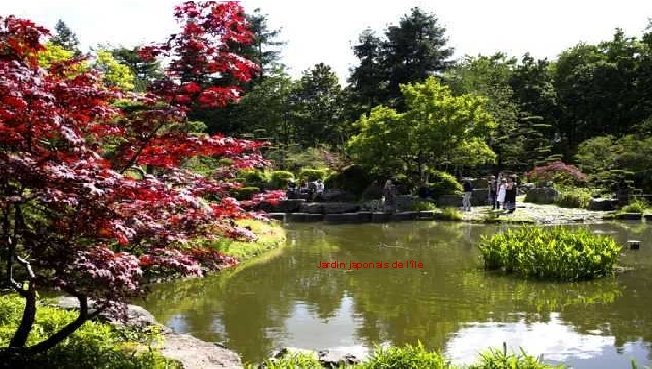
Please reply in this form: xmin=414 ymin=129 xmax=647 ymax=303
xmin=139 ymin=222 xmax=652 ymax=367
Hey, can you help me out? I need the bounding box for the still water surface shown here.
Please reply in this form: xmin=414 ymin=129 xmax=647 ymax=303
xmin=141 ymin=222 xmax=652 ymax=368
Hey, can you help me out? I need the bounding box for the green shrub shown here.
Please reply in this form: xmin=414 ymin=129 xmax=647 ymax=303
xmin=411 ymin=201 xmax=437 ymax=211
xmin=0 ymin=294 xmax=180 ymax=369
xmin=478 ymin=226 xmax=621 ymax=281
xmin=246 ymin=353 xmax=322 ymax=369
xmin=427 ymin=170 xmax=462 ymax=198
xmin=298 ymin=168 xmax=328 ymax=182
xmin=555 ymin=187 xmax=593 ymax=208
xmin=239 ymin=170 xmax=270 ymax=189
xmin=434 ymin=207 xmax=463 ymax=221
xmin=469 ymin=344 xmax=563 ymax=369
xmin=324 ymin=164 xmax=372 ymax=197
xmin=269 ymin=171 xmax=295 ymax=189
xmin=361 ymin=343 xmax=451 ymax=369
xmin=233 ymin=186 xmax=260 ymax=200
xmin=620 ymin=198 xmax=648 ymax=214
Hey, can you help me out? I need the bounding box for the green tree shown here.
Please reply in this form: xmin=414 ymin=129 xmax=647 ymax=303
xmin=347 ymin=28 xmax=386 ymax=118
xmin=111 ymin=46 xmax=163 ymax=92
xmin=347 ymin=77 xmax=496 ymax=179
xmin=381 ymin=7 xmax=454 ymax=108
xmin=553 ymin=29 xmax=644 ymax=156
xmin=50 ymin=19 xmax=81 ymax=56
xmin=289 ymin=63 xmax=345 ymax=147
xmin=93 ymin=50 xmax=136 ymax=91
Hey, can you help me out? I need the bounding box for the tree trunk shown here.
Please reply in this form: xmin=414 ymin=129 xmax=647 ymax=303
xmin=9 ymin=286 xmax=37 ymax=348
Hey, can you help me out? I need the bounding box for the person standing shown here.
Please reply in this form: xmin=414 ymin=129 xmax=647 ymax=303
xmin=462 ymin=178 xmax=473 ymax=212
xmin=505 ymin=176 xmax=517 ymax=213
xmin=488 ymin=176 xmax=497 ymax=209
xmin=383 ymin=179 xmax=397 ymax=213
xmin=497 ymin=178 xmax=507 ymax=210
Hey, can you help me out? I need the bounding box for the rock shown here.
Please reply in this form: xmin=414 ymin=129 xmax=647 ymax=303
xmin=588 ymin=198 xmax=618 ymax=211
xmin=616 ymin=213 xmax=642 ymax=220
xmin=324 ymin=213 xmax=362 ymax=223
xmin=644 ymin=214 xmax=652 ymax=221
xmin=371 ymin=212 xmax=392 ymax=222
xmin=391 ymin=211 xmax=418 ymax=221
xmin=57 ymin=297 xmax=243 ymax=369
xmin=299 ymin=202 xmax=324 ymax=214
xmin=258 ymin=199 xmax=305 ymax=213
xmin=273 ymin=347 xmax=319 ymax=360
xmin=417 ymin=211 xmax=436 ymax=220
xmin=321 ymin=189 xmax=356 ymax=202
xmin=357 ymin=211 xmax=372 ymax=222
xmin=57 ymin=297 xmax=159 ymax=329
xmin=524 ymin=188 xmax=559 ymax=204
xmin=271 ymin=346 xmax=369 ymax=368
xmin=287 ymin=213 xmax=324 ymax=222
xmin=470 ymin=189 xmax=489 ymax=206
xmin=395 ymin=195 xmax=420 ymax=211
xmin=318 ymin=346 xmax=370 ymax=367
xmin=161 ymin=333 xmax=242 ymax=369
xmin=300 ymin=202 xmax=360 ymax=214
xmin=437 ymin=194 xmax=463 ymax=207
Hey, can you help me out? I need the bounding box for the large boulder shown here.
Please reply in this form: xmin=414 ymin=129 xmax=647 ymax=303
xmin=258 ymin=199 xmax=305 ymax=213
xmin=396 ymin=195 xmax=420 ymax=211
xmin=321 ymin=189 xmax=356 ymax=202
xmin=524 ymin=188 xmax=560 ymax=204
xmin=470 ymin=189 xmax=489 ymax=206
xmin=587 ymin=198 xmax=618 ymax=211
xmin=437 ymin=194 xmax=463 ymax=207
xmin=300 ymin=202 xmax=360 ymax=214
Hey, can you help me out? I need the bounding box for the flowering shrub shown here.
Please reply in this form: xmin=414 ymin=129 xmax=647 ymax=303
xmin=526 ymin=161 xmax=588 ymax=186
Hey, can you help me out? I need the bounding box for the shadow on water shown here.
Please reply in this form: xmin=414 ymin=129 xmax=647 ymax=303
xmin=139 ymin=221 xmax=652 ymax=368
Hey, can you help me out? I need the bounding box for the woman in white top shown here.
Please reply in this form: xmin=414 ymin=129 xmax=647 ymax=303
xmin=497 ymin=178 xmax=507 ymax=209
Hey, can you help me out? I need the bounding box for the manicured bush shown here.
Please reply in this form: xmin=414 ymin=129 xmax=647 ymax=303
xmin=298 ymin=168 xmax=328 ymax=182
xmin=239 ymin=169 xmax=270 ymax=189
xmin=555 ymin=187 xmax=593 ymax=208
xmin=427 ymin=170 xmax=463 ymax=198
xmin=324 ymin=164 xmax=372 ymax=197
xmin=620 ymin=198 xmax=648 ymax=214
xmin=269 ymin=171 xmax=295 ymax=189
xmin=360 ymin=343 xmax=451 ymax=369
xmin=411 ymin=201 xmax=438 ymax=211
xmin=478 ymin=226 xmax=621 ymax=281
xmin=233 ymin=186 xmax=260 ymax=200
xmin=0 ymin=294 xmax=179 ymax=369
xmin=526 ymin=161 xmax=587 ymax=187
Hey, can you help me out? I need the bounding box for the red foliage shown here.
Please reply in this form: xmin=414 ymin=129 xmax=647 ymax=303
xmin=525 ymin=161 xmax=588 ymax=186
xmin=0 ymin=1 xmax=266 ymax=326
xmin=139 ymin=1 xmax=257 ymax=108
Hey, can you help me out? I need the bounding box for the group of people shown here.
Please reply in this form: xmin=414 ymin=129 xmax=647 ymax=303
xmin=488 ymin=174 xmax=517 ymax=213
xmin=286 ymin=179 xmax=324 ymax=201
xmin=461 ymin=174 xmax=518 ymax=213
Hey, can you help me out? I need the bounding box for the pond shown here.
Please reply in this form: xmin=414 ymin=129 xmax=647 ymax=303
xmin=140 ymin=221 xmax=652 ymax=368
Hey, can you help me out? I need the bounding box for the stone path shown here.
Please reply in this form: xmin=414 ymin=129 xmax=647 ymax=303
xmin=462 ymin=197 xmax=610 ymax=224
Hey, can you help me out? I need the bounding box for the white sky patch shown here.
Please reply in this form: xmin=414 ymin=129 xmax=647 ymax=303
xmin=2 ymin=0 xmax=651 ymax=82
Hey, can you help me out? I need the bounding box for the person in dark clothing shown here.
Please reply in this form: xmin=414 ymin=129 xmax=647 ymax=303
xmin=488 ymin=176 xmax=497 ymax=209
xmin=505 ymin=177 xmax=517 ymax=213
xmin=462 ymin=179 xmax=473 ymax=212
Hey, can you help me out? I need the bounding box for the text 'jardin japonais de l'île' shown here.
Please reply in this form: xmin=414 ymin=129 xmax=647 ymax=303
xmin=318 ymin=260 xmax=424 ymax=270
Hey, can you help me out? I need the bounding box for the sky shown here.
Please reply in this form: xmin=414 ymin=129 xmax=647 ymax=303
xmin=2 ymin=0 xmax=652 ymax=83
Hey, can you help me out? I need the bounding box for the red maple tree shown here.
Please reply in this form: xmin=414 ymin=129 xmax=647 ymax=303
xmin=0 ymin=1 xmax=280 ymax=361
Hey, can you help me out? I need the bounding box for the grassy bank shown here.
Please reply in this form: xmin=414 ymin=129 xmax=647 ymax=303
xmin=0 ymin=295 xmax=180 ymax=369
xmin=209 ymin=219 xmax=287 ymax=262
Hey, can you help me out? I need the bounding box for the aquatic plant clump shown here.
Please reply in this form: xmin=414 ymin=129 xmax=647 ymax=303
xmin=478 ymin=226 xmax=621 ymax=281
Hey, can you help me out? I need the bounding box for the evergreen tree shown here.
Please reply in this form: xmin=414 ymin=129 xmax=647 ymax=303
xmin=50 ymin=19 xmax=81 ymax=56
